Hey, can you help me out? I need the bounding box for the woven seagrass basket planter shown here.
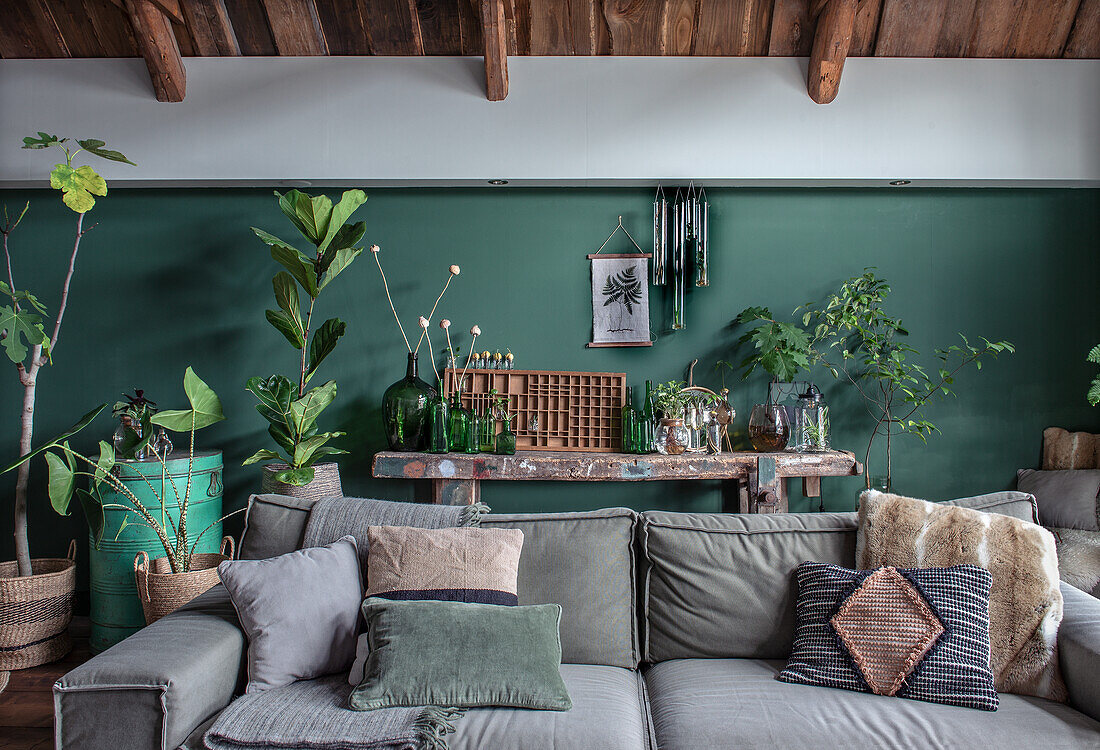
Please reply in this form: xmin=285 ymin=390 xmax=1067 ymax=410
xmin=260 ymin=462 xmax=343 ymax=501
xmin=134 ymin=536 xmax=234 ymax=625
xmin=0 ymin=541 xmax=76 ymax=670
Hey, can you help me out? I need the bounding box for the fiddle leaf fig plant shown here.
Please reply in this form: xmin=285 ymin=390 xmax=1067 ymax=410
xmin=2 ymin=133 xmax=133 ymax=577
xmin=245 ymin=189 xmax=366 ymax=486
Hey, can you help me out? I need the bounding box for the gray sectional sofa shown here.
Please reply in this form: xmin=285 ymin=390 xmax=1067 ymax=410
xmin=55 ymin=491 xmax=1100 ymax=749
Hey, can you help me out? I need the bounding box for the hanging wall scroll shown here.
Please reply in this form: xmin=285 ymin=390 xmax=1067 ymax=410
xmin=587 ymin=216 xmax=653 ymax=348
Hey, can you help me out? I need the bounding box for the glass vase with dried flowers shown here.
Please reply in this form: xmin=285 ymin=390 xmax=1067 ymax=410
xmin=373 ymin=258 xmax=462 ymax=451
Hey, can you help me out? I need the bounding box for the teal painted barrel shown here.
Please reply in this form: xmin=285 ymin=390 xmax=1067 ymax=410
xmin=89 ymin=450 xmax=223 ymax=653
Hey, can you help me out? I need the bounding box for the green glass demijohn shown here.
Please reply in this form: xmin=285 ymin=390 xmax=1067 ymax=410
xmin=426 ymin=379 xmax=450 ymax=454
xmin=382 ymin=353 xmax=437 ymax=451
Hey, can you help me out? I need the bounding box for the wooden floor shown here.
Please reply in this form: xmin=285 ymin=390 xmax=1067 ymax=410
xmin=0 ymin=618 xmax=89 ymax=750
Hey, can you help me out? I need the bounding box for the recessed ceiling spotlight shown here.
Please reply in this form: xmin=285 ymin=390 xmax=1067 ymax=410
xmin=488 ymin=179 xmax=509 ymax=185
xmin=889 ymin=179 xmax=911 ymax=186
xmin=280 ymin=180 xmax=312 ymax=188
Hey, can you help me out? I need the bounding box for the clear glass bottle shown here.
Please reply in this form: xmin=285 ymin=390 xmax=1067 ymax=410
xmin=621 ymin=386 xmax=637 ymax=454
xmin=640 ymin=381 xmax=656 ymax=453
xmin=464 ymin=408 xmax=481 ymax=454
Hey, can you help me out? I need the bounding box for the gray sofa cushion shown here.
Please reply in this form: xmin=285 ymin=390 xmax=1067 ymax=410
xmin=1018 ymin=469 xmax=1100 ymax=530
xmin=483 ymin=508 xmax=639 ymax=668
xmin=1060 ymin=582 xmax=1100 ymax=723
xmin=239 ymin=493 xmax=316 ymax=560
xmin=641 ymin=492 xmax=1041 ymax=663
xmin=450 ymin=664 xmax=654 ymax=750
xmin=644 ymin=658 xmax=1100 ymax=750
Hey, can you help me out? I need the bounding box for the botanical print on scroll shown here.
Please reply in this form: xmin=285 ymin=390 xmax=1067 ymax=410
xmin=591 ymin=256 xmax=650 ymax=344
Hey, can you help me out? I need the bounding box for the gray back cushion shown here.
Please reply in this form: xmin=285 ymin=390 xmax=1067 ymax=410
xmin=483 ymin=509 xmax=639 ymax=669
xmin=641 ymin=490 xmax=1039 ymax=663
xmin=239 ymin=493 xmax=317 ymax=560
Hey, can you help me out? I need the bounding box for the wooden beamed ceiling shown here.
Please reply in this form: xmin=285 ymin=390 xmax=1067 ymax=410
xmin=1 ymin=0 xmax=1097 ymax=104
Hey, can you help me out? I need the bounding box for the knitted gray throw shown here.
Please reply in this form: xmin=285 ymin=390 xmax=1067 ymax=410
xmin=204 ymin=496 xmax=489 ymax=750
xmin=204 ymin=675 xmax=465 ymax=750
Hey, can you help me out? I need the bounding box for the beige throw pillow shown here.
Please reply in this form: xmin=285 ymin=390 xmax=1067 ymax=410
xmin=857 ymin=489 xmax=1066 ymax=702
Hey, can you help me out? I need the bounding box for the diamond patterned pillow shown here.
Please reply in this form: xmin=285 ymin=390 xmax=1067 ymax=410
xmin=778 ymin=561 xmax=999 ymax=711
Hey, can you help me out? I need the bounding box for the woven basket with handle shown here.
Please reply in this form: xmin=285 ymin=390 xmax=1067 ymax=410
xmin=134 ymin=536 xmax=234 ymax=625
xmin=261 ymin=461 xmax=343 ymax=500
xmin=0 ymin=540 xmax=76 ymax=670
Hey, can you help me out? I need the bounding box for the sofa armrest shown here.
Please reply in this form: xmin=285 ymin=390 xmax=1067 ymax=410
xmin=54 ymin=584 xmax=245 ymax=750
xmin=1059 ymin=582 xmax=1100 ymax=722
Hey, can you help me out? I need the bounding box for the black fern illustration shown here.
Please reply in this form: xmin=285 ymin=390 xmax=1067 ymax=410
xmin=602 ymin=266 xmax=643 ymax=332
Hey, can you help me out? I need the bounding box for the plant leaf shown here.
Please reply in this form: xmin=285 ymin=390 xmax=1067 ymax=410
xmin=276 ymin=190 xmax=332 ymax=247
xmin=265 ymin=309 xmax=305 ymax=349
xmin=0 ymin=404 xmax=106 ymax=475
xmin=246 ymin=374 xmax=295 ymax=416
xmin=242 ymin=448 xmax=282 ymax=466
xmin=22 ymin=132 xmax=61 ymax=149
xmin=77 ymin=488 xmax=104 ymax=549
xmin=45 ymin=451 xmax=76 ymax=515
xmin=270 ymin=243 xmax=318 ymax=298
xmin=0 ymin=282 xmax=48 ymax=314
xmin=317 ymin=190 xmax=367 ymax=255
xmin=49 ymin=163 xmax=107 ymax=213
xmin=273 ymin=466 xmax=316 ymax=486
xmin=272 ymin=271 xmax=302 ymax=323
xmin=0 ymin=304 xmax=48 ymax=363
xmin=318 ymin=246 xmax=362 ymax=291
xmin=328 ymin=220 xmax=366 ymax=254
xmin=151 ymin=367 xmax=225 ymax=432
xmin=289 ymin=380 xmax=337 ymax=435
xmin=292 ymin=431 xmax=345 ymax=469
xmin=76 ymin=139 xmax=136 ymax=166
xmin=306 ymin=318 xmax=345 ymax=383
xmin=94 ymin=440 xmax=114 ymax=487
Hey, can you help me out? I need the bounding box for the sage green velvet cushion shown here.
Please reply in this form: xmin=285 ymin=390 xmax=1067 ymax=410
xmin=349 ymin=598 xmax=573 ymax=712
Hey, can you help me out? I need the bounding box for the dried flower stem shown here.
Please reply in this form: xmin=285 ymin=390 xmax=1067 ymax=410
xmin=424 ymin=328 xmax=440 ymax=383
xmin=414 ymin=273 xmax=456 ymax=355
xmin=372 ymin=251 xmax=411 ymax=353
xmin=459 ymin=332 xmax=480 ymax=385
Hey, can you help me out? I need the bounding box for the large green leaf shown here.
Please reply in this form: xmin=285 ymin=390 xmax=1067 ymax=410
xmin=329 ymin=220 xmax=366 ymax=254
xmin=317 ymin=190 xmax=367 ymax=255
xmin=77 ymin=488 xmax=104 ymax=549
xmin=273 ymin=466 xmax=316 ymax=486
xmin=151 ymin=367 xmax=225 ymax=432
xmin=0 ymin=404 xmax=106 ymax=475
xmin=241 ymin=448 xmax=282 ymax=466
xmin=292 ymin=431 xmax=346 ymax=469
xmin=246 ymin=374 xmax=295 ymax=418
xmin=49 ymin=163 xmax=106 ymax=213
xmin=289 ymin=380 xmax=337 ymax=434
xmin=270 ymin=244 xmax=318 ymax=298
xmin=252 ymin=227 xmax=301 ymax=256
xmin=0 ymin=304 xmax=48 ymax=363
xmin=45 ymin=451 xmax=76 ymax=516
xmin=94 ymin=440 xmax=114 ymax=487
xmin=318 ymin=246 xmax=362 ymax=291
xmin=22 ymin=132 xmax=63 ymax=149
xmin=306 ymin=318 xmax=345 ymax=383
xmin=265 ymin=309 xmax=305 ymax=349
xmin=268 ymin=423 xmax=297 ymax=456
xmin=0 ymin=282 xmax=48 ymax=314
xmin=76 ymin=139 xmax=136 ymax=166
xmin=272 ymin=271 xmax=302 ymax=322
xmin=276 ymin=190 xmax=332 ymax=247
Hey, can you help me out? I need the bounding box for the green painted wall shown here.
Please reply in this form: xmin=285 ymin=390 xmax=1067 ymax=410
xmin=1 ymin=187 xmax=1098 ymax=578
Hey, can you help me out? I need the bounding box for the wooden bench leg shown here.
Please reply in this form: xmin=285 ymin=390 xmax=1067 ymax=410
xmin=746 ymin=457 xmax=788 ymax=514
xmin=802 ymin=476 xmax=822 ymax=498
xmin=431 ymin=479 xmax=481 ymax=506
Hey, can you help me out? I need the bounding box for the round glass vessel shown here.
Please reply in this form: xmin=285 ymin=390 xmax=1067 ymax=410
xmin=748 ymin=403 xmax=790 ymax=452
xmin=655 ymin=418 xmax=688 ymax=455
xmin=382 ymin=353 xmax=437 ymax=451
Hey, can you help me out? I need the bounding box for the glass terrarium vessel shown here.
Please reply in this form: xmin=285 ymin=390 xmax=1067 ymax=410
xmin=655 ymin=418 xmax=689 ymax=455
xmin=748 ymin=402 xmax=790 ymax=452
xmin=794 ymin=386 xmax=829 ymax=453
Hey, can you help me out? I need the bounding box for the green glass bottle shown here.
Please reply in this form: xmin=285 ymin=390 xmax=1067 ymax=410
xmin=427 ymin=379 xmax=450 ymax=454
xmin=621 ymin=386 xmax=637 ymax=454
xmin=478 ymin=405 xmax=496 ymax=453
xmin=448 ymin=392 xmax=471 ymax=453
xmin=495 ymin=424 xmax=516 ymax=455
xmin=640 ymin=380 xmax=656 ymax=454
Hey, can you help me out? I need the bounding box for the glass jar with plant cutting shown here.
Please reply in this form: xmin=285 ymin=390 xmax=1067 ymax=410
xmin=652 ymin=381 xmax=691 ymax=456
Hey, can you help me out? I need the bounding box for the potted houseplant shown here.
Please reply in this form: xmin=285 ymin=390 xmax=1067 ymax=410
xmin=651 ymin=381 xmax=691 ymax=455
xmin=2 ymin=368 xmax=241 ymax=626
xmin=802 ymin=269 xmax=1013 ymax=491
xmin=0 ymin=133 xmax=133 ymax=669
xmin=733 ymin=307 xmax=812 ymax=451
xmin=244 ymin=189 xmax=368 ymax=496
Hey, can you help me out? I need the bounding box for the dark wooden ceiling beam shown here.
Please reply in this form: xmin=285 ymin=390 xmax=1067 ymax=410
xmin=259 ymin=0 xmax=328 ymax=55
xmin=482 ymin=0 xmax=508 ymax=100
xmin=807 ymin=0 xmax=856 ymax=103
xmin=180 ymin=0 xmax=241 ymax=55
xmin=109 ymin=0 xmax=185 ymax=25
xmin=124 ymin=0 xmax=186 ymax=101
xmin=1065 ymin=0 xmax=1100 ymax=57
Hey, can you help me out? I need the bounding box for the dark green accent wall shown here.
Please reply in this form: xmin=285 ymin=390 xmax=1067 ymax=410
xmin=1 ymin=187 xmax=1098 ymax=574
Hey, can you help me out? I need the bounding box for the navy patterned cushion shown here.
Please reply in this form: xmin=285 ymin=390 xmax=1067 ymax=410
xmin=778 ymin=561 xmax=999 ymax=711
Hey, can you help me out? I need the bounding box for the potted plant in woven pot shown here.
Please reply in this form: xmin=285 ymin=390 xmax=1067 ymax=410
xmin=0 ymin=133 xmax=133 ymax=669
xmin=244 ymin=189 xmax=369 ymax=497
xmin=3 ymin=368 xmax=243 ymax=625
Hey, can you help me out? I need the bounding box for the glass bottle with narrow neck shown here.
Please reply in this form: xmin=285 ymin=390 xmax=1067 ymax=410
xmin=382 ymin=352 xmax=437 ymax=451
xmin=427 ymin=377 xmax=450 ymax=454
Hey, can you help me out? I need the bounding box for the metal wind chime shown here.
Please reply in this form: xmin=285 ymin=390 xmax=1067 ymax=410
xmin=652 ymin=182 xmax=709 ymax=330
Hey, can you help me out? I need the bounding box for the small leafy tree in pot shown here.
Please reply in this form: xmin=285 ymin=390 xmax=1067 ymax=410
xmin=1 ymin=134 xmax=134 ymax=577
xmin=801 ymin=269 xmax=1014 ymax=489
xmin=244 ymin=189 xmax=368 ymax=486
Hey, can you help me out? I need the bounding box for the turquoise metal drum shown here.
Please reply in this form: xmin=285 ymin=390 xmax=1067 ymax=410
xmin=89 ymin=450 xmax=223 ymax=653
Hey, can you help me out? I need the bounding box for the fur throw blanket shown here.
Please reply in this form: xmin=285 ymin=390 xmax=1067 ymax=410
xmin=857 ymin=490 xmax=1066 ymax=702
